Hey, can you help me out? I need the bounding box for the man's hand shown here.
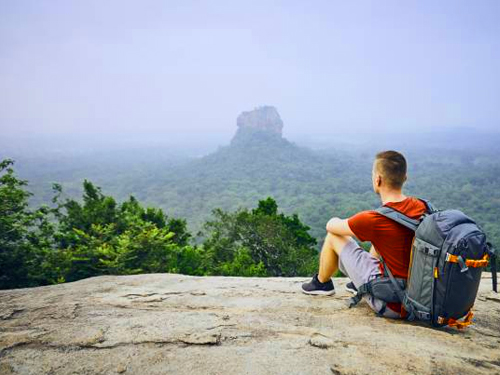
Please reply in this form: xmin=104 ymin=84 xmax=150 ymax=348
xmin=369 ymin=244 xmax=381 ymax=259
xmin=326 ymin=217 xmax=355 ymax=236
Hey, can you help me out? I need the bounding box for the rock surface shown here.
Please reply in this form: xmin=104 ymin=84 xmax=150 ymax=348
xmin=236 ymin=106 xmax=283 ymax=136
xmin=0 ymin=274 xmax=499 ymax=375
xmin=231 ymin=106 xmax=285 ymax=147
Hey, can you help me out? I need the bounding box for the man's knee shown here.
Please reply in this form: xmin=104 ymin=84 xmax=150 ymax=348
xmin=325 ymin=232 xmax=353 ymax=255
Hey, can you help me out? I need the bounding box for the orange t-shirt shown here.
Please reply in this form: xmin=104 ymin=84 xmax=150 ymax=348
xmin=347 ymin=196 xmax=427 ymax=316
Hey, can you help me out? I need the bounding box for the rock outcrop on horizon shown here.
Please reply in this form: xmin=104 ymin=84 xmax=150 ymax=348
xmin=1 ymin=274 xmax=499 ymax=375
xmin=237 ymin=106 xmax=284 ymax=135
xmin=231 ymin=106 xmax=287 ymax=146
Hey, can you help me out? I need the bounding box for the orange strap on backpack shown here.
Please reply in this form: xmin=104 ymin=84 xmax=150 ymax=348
xmin=445 ymin=253 xmax=489 ymax=268
xmin=437 ymin=310 xmax=474 ymax=329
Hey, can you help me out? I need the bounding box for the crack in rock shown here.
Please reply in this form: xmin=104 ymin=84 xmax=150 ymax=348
xmin=1 ymin=326 xmax=223 ymax=358
xmin=132 ymin=296 xmax=169 ymax=303
xmin=0 ymin=333 xmax=223 ymax=357
xmin=122 ymin=291 xmax=206 ymax=299
xmin=463 ymin=357 xmax=500 ymax=369
xmin=178 ymin=331 xmax=222 ymax=346
xmin=0 ymin=308 xmax=25 ymax=320
xmin=205 ymin=324 xmax=237 ymax=330
xmin=485 ymin=296 xmax=500 ymax=304
xmin=189 ymin=291 xmax=206 ymax=296
xmin=122 ymin=293 xmax=160 ymax=298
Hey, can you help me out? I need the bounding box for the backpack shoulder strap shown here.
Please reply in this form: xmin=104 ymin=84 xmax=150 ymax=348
xmin=375 ymin=196 xmax=435 ymax=231
xmin=375 ymin=206 xmax=420 ymax=232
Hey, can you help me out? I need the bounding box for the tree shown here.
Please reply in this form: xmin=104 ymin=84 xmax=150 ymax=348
xmin=0 ymin=159 xmax=63 ymax=288
xmin=201 ymin=197 xmax=318 ymax=276
xmin=52 ymin=180 xmax=196 ymax=282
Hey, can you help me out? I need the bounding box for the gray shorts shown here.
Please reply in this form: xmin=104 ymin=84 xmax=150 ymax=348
xmin=338 ymin=238 xmax=401 ymax=319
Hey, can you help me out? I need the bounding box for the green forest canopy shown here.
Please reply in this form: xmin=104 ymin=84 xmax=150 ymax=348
xmin=2 ymin=142 xmax=499 ymax=289
xmin=0 ymin=159 xmax=320 ymax=289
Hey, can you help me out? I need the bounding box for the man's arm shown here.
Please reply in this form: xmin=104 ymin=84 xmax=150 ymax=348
xmin=326 ymin=217 xmax=377 ymax=257
xmin=326 ymin=217 xmax=355 ymax=236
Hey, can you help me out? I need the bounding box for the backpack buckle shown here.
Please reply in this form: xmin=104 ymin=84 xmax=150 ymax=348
xmin=416 ymin=311 xmax=431 ymax=320
xmin=423 ymin=246 xmax=439 ymax=257
xmin=346 ymin=293 xmax=363 ymax=308
xmin=457 ymin=256 xmax=469 ymax=273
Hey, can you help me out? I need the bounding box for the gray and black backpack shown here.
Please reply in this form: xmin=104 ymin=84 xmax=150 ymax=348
xmin=348 ymin=199 xmax=497 ymax=329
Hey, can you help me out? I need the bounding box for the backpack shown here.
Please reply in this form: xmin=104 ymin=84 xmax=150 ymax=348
xmin=347 ymin=198 xmax=497 ymax=329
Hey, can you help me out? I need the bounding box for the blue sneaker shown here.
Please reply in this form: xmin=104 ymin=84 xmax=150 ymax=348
xmin=301 ymin=273 xmax=336 ymax=296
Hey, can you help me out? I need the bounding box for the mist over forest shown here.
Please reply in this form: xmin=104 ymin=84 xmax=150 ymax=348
xmin=1 ymin=1 xmax=499 ymax=289
xmin=2 ymin=110 xmax=499 ymax=244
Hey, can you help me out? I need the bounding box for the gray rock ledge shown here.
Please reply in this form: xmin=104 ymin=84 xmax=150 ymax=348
xmin=1 ymin=274 xmax=499 ymax=375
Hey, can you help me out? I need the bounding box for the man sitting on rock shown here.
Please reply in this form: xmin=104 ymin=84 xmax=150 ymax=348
xmin=301 ymin=150 xmax=427 ymax=319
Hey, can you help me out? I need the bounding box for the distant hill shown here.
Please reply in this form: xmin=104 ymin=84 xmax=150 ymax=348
xmin=3 ymin=107 xmax=500 ymax=251
xmin=125 ymin=106 xmax=376 ymax=241
xmin=114 ymin=107 xmax=500 ymax=250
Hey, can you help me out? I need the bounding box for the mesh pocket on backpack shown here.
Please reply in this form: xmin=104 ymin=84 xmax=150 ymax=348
xmin=407 ymin=238 xmax=440 ymax=311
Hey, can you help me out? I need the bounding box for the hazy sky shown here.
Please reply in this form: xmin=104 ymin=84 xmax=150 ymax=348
xmin=1 ymin=0 xmax=499 ymax=145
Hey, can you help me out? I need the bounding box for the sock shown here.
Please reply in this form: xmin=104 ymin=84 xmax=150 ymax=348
xmin=317 ymin=274 xmax=331 ymax=284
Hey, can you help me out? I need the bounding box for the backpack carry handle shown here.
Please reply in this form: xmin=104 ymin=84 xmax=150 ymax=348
xmin=417 ymin=198 xmax=438 ymax=214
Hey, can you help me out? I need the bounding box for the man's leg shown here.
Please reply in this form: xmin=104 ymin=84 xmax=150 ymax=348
xmin=302 ymin=232 xmax=354 ymax=295
xmin=318 ymin=232 xmax=352 ymax=283
xmin=303 ymin=233 xmax=401 ymax=319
